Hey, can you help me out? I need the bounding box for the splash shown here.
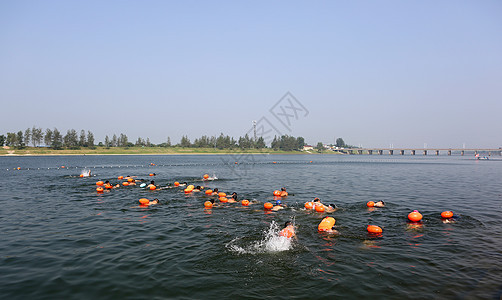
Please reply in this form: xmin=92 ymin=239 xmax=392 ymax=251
xmin=226 ymin=221 xmax=293 ymax=254
xmin=80 ymin=169 xmax=91 ymax=177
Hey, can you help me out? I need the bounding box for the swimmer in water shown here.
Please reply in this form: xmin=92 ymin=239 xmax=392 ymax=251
xmin=313 ymin=198 xmax=331 ymax=212
xmin=279 ymin=221 xmax=296 ymax=239
xmin=374 ymin=200 xmax=385 ymax=208
xmin=193 ymin=186 xmax=201 ymax=192
xmin=212 ymin=188 xmax=219 ymax=196
xmin=104 ymin=180 xmax=119 ymax=189
xmin=272 ymin=199 xmax=286 ymax=211
xmin=318 ymin=216 xmax=338 ymax=234
xmin=325 ymin=203 xmax=338 ymax=213
xmin=280 ymin=187 xmax=288 ymax=197
xmin=147 ymin=180 xmax=156 ymax=189
xmin=227 ymin=192 xmax=238 ymax=203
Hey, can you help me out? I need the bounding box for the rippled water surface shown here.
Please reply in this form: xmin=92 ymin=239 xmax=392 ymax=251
xmin=1 ymin=154 xmax=501 ymax=299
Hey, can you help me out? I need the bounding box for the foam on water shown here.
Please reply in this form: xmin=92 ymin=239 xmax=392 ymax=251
xmin=227 ymin=221 xmax=293 ymax=254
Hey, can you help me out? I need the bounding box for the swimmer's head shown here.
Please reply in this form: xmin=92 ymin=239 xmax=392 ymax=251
xmin=150 ymin=181 xmax=155 ymax=184
xmin=232 ymin=194 xmax=238 ymax=200
xmin=105 ymin=180 xmax=110 ymax=184
xmin=209 ymin=199 xmax=215 ymax=204
xmin=196 ymin=186 xmax=201 ymax=190
xmin=328 ymin=203 xmax=337 ymax=209
xmin=314 ymin=198 xmax=320 ymax=202
xmin=281 ymin=187 xmax=286 ymax=191
xmin=213 ymin=188 xmax=219 ymax=193
xmin=183 ymin=182 xmax=188 ymax=185
xmin=276 ymin=200 xmax=281 ymax=205
xmin=284 ymin=221 xmax=292 ymax=227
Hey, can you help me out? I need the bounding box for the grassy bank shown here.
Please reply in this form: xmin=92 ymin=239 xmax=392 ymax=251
xmin=0 ymin=146 xmax=333 ymax=156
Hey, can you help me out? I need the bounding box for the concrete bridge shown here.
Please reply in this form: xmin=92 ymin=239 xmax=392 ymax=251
xmin=338 ymin=148 xmax=502 ymax=156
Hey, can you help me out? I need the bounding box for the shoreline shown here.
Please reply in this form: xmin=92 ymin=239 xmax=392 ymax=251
xmin=0 ymin=147 xmax=335 ymax=157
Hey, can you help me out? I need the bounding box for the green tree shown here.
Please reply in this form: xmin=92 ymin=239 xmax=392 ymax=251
xmin=316 ymin=142 xmax=324 ymax=153
xmin=180 ymin=135 xmax=191 ymax=147
xmin=79 ymin=130 xmax=87 ymax=147
xmin=296 ymin=137 xmax=305 ymax=150
xmin=52 ymin=128 xmax=63 ymax=149
xmin=104 ymin=135 xmax=111 ymax=148
xmin=255 ymin=136 xmax=266 ymax=149
xmin=64 ymin=129 xmax=79 ymax=149
xmin=16 ymin=131 xmax=25 ymax=149
xmin=87 ymin=131 xmax=95 ymax=148
xmin=24 ymin=128 xmax=31 ymax=147
xmin=0 ymin=134 xmax=5 ymax=146
xmin=31 ymin=127 xmax=43 ymax=147
xmin=6 ymin=132 xmax=16 ymax=146
xmin=111 ymin=134 xmax=118 ymax=147
xmin=119 ymin=133 xmax=128 ymax=147
xmin=44 ymin=129 xmax=53 ymax=146
xmin=166 ymin=137 xmax=171 ymax=147
xmin=335 ymin=138 xmax=345 ymax=148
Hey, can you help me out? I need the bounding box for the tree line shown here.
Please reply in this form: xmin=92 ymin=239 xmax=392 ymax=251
xmin=0 ymin=127 xmax=307 ymax=151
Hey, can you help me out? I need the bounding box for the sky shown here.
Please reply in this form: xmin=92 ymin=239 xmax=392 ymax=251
xmin=1 ymin=0 xmax=501 ymax=148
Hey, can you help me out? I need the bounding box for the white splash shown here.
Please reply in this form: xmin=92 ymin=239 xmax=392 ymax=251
xmin=226 ymin=221 xmax=292 ymax=254
xmin=80 ymin=169 xmax=91 ymax=177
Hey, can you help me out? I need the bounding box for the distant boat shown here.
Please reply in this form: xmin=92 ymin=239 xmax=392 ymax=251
xmin=475 ymin=154 xmax=489 ymax=160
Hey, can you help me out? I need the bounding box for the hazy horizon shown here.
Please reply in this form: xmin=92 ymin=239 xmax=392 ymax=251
xmin=1 ymin=1 xmax=501 ymax=148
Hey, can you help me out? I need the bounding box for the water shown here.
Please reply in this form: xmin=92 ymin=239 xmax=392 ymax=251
xmin=0 ymin=154 xmax=501 ymax=299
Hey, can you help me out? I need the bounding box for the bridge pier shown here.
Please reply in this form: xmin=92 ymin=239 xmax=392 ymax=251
xmin=423 ymin=150 xmax=427 ymax=155
xmin=448 ymin=150 xmax=451 ymax=156
xmin=461 ymin=150 xmax=464 ymax=156
xmin=368 ymin=150 xmax=373 ymax=155
xmin=389 ymin=150 xmax=393 ymax=155
xmin=378 ymin=150 xmax=383 ymax=155
xmin=400 ymin=150 xmax=404 ymax=155
xmin=411 ymin=150 xmax=415 ymax=155
xmin=435 ymin=150 xmax=439 ymax=155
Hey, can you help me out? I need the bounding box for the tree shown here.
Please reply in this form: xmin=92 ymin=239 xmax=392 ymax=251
xmin=24 ymin=128 xmax=31 ymax=147
xmin=31 ymin=127 xmax=43 ymax=147
xmin=135 ymin=137 xmax=145 ymax=146
xmin=64 ymin=129 xmax=79 ymax=149
xmin=51 ymin=128 xmax=63 ymax=149
xmin=119 ymin=133 xmax=128 ymax=147
xmin=166 ymin=137 xmax=171 ymax=147
xmin=111 ymin=134 xmax=118 ymax=147
xmin=16 ymin=131 xmax=25 ymax=149
xmin=146 ymin=138 xmax=151 ymax=147
xmin=44 ymin=129 xmax=53 ymax=146
xmin=6 ymin=132 xmax=16 ymax=146
xmin=0 ymin=134 xmax=5 ymax=146
xmin=104 ymin=135 xmax=111 ymax=148
xmin=87 ymin=131 xmax=95 ymax=148
xmin=180 ymin=135 xmax=191 ymax=148
xmin=335 ymin=138 xmax=346 ymax=148
xmin=256 ymin=136 xmax=266 ymax=149
xmin=316 ymin=142 xmax=324 ymax=153
xmin=79 ymin=130 xmax=87 ymax=147
xmin=296 ymin=137 xmax=305 ymax=150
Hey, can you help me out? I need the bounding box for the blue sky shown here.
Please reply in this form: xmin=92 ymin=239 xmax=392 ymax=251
xmin=1 ymin=1 xmax=501 ymax=148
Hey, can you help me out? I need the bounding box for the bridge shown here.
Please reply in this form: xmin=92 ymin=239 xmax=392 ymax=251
xmin=336 ymin=148 xmax=502 ymax=156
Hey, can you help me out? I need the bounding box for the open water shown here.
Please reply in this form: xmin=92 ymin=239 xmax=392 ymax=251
xmin=0 ymin=154 xmax=501 ymax=299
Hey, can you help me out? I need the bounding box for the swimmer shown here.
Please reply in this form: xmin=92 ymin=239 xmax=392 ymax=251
xmin=280 ymin=187 xmax=288 ymax=197
xmin=212 ymin=188 xmax=219 ymax=196
xmin=227 ymin=193 xmax=238 ymax=203
xmin=192 ymin=186 xmax=202 ymax=192
xmin=318 ymin=216 xmax=338 ymax=234
xmin=104 ymin=180 xmax=119 ymax=189
xmin=325 ymin=203 xmax=338 ymax=213
xmin=279 ymin=221 xmax=296 ymax=239
xmin=374 ymin=200 xmax=385 ymax=208
xmin=271 ymin=199 xmax=286 ymax=211
xmin=147 ymin=180 xmax=157 ymax=189
xmin=178 ymin=182 xmax=188 ymax=187
xmin=313 ymin=198 xmax=331 ymax=212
